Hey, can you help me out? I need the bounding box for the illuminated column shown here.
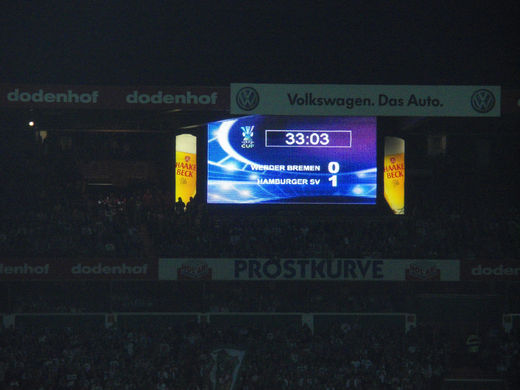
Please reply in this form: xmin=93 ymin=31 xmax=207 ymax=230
xmin=175 ymin=134 xmax=197 ymax=204
xmin=384 ymin=136 xmax=405 ymax=215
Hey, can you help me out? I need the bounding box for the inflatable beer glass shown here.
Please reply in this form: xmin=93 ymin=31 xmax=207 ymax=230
xmin=175 ymin=134 xmax=197 ymax=204
xmin=384 ymin=136 xmax=405 ymax=215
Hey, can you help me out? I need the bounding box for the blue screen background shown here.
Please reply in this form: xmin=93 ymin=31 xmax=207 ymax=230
xmin=207 ymin=116 xmax=377 ymax=204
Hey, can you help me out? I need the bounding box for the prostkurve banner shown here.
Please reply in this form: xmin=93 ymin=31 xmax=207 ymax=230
xmin=0 ymin=84 xmax=229 ymax=110
xmin=461 ymin=260 xmax=520 ymax=281
xmin=230 ymin=83 xmax=501 ymax=117
xmin=0 ymin=259 xmax=157 ymax=280
xmin=159 ymin=258 xmax=460 ymax=281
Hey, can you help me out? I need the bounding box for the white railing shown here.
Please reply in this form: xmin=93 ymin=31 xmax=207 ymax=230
xmin=3 ymin=312 xmax=416 ymax=333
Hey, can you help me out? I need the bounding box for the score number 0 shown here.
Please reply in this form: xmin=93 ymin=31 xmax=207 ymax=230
xmin=328 ymin=161 xmax=339 ymax=187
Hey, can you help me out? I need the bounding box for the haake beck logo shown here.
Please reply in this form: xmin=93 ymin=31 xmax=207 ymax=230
xmin=405 ymin=262 xmax=440 ymax=281
xmin=177 ymin=260 xmax=212 ymax=280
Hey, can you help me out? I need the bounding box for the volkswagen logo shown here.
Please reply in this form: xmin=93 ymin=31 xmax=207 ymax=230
xmin=236 ymin=87 xmax=260 ymax=111
xmin=471 ymin=89 xmax=496 ymax=113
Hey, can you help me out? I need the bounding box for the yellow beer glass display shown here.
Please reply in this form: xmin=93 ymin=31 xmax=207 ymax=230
xmin=175 ymin=134 xmax=197 ymax=204
xmin=384 ymin=136 xmax=405 ymax=215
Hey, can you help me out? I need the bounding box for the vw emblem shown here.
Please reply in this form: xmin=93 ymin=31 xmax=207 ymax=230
xmin=471 ymin=89 xmax=495 ymax=113
xmin=236 ymin=87 xmax=260 ymax=111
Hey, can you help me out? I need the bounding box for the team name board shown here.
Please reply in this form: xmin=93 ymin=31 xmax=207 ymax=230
xmin=207 ymin=116 xmax=376 ymax=204
xmin=231 ymin=84 xmax=501 ymax=117
xmin=159 ymin=258 xmax=460 ymax=281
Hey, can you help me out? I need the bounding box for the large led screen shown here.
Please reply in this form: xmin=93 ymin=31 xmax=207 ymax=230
xmin=207 ymin=116 xmax=377 ymax=204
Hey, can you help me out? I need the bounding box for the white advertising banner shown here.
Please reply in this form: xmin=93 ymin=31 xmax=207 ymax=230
xmin=230 ymin=83 xmax=501 ymax=117
xmin=159 ymin=258 xmax=460 ymax=281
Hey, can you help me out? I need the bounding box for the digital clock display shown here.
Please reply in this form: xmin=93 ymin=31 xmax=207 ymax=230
xmin=265 ymin=130 xmax=351 ymax=148
xmin=207 ymin=115 xmax=377 ymax=204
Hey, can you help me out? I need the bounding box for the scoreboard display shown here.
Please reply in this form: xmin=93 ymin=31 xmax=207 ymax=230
xmin=207 ymin=115 xmax=377 ymax=204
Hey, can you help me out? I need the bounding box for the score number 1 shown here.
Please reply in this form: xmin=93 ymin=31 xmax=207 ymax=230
xmin=328 ymin=161 xmax=339 ymax=187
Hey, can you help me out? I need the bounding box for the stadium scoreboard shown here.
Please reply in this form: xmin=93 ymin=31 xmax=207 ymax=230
xmin=207 ymin=115 xmax=377 ymax=204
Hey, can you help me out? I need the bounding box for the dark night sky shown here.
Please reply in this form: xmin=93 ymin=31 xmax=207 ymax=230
xmin=1 ymin=2 xmax=519 ymax=86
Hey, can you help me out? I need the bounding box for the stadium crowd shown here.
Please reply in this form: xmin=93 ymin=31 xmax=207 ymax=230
xmin=0 ymin=319 xmax=518 ymax=389
xmin=2 ymin=136 xmax=519 ymax=261
xmin=0 ymin=156 xmax=145 ymax=258
xmin=6 ymin=281 xmax=411 ymax=314
xmin=2 ymin=181 xmax=518 ymax=261
xmin=1 ymin=129 xmax=519 ymax=389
